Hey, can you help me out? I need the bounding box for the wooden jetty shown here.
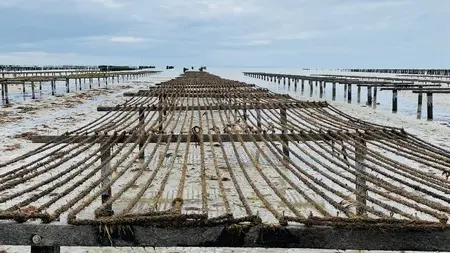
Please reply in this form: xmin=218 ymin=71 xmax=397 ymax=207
xmin=1 ymin=72 xmax=450 ymax=252
xmin=338 ymin=68 xmax=450 ymax=75
xmin=0 ymin=70 xmax=161 ymax=105
xmin=245 ymin=72 xmax=449 ymax=121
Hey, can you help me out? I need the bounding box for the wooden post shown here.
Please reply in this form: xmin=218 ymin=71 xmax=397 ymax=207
xmin=39 ymin=81 xmax=42 ymax=93
xmin=392 ymin=89 xmax=398 ymax=113
xmin=319 ymin=81 xmax=323 ymax=98
xmin=1 ymin=83 xmax=4 ymax=101
xmin=105 ymin=77 xmax=108 ymax=87
xmin=347 ymin=84 xmax=352 ymax=103
xmin=355 ymin=139 xmax=367 ymax=216
xmin=427 ymin=92 xmax=433 ymax=121
xmin=301 ymin=79 xmax=305 ymax=94
xmin=417 ymin=86 xmax=423 ymax=119
xmin=139 ymin=108 xmax=145 ymax=159
xmin=98 ymin=77 xmax=100 ymax=87
xmin=373 ymin=87 xmax=378 ymax=108
xmin=51 ymin=80 xmax=55 ymax=96
xmin=100 ymin=141 xmax=113 ymax=216
xmin=309 ymin=81 xmax=313 ymax=97
xmin=357 ymin=86 xmax=361 ymax=103
xmin=31 ymin=81 xmax=36 ymax=99
xmin=159 ymin=96 xmax=164 ymax=132
xmin=22 ymin=82 xmax=26 ymax=95
xmin=366 ymin=86 xmax=372 ymax=106
xmin=4 ymin=83 xmax=8 ymax=104
xmin=280 ymin=108 xmax=289 ymax=158
xmin=31 ymin=246 xmax=61 ymax=253
xmin=243 ymin=103 xmax=247 ymax=121
xmin=256 ymin=107 xmax=261 ymax=129
xmin=332 ymin=82 xmax=336 ymax=101
xmin=344 ymin=84 xmax=347 ymax=99
xmin=79 ymin=78 xmax=82 ymax=90
xmin=65 ymin=78 xmax=70 ymax=93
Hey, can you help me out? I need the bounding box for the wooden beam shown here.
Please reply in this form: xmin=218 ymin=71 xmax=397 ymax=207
xmin=97 ymin=102 xmax=328 ymax=112
xmin=1 ymin=223 xmax=450 ymax=250
xmin=412 ymin=89 xmax=450 ymax=94
xmin=123 ymin=92 xmax=280 ymax=98
xmin=30 ymin=131 xmax=406 ymax=144
xmin=381 ymin=87 xmax=448 ymax=91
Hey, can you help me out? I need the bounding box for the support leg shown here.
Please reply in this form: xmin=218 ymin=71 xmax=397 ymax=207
xmin=357 ymin=86 xmax=361 ymax=103
xmin=366 ymin=86 xmax=372 ymax=106
xmin=427 ymin=92 xmax=433 ymax=121
xmin=319 ymin=81 xmax=323 ymax=98
xmin=347 ymin=84 xmax=352 ymax=103
xmin=31 ymin=81 xmax=36 ymax=99
xmin=355 ymin=139 xmax=367 ymax=216
xmin=281 ymin=108 xmax=289 ymax=158
xmin=417 ymin=87 xmax=423 ymax=119
xmin=332 ymin=82 xmax=336 ymax=101
xmin=139 ymin=108 xmax=145 ymax=159
xmin=373 ymin=87 xmax=378 ymax=108
xmin=392 ymin=89 xmax=398 ymax=113
xmin=66 ymin=79 xmax=70 ymax=93
xmin=100 ymin=142 xmax=113 ymax=216
xmin=4 ymin=83 xmax=8 ymax=104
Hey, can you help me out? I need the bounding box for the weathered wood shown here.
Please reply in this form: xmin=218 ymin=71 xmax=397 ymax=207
xmin=412 ymin=89 xmax=450 ymax=93
xmin=97 ymin=102 xmax=328 ymax=112
xmin=357 ymin=86 xmax=361 ymax=103
xmin=123 ymin=92 xmax=275 ymax=98
xmin=355 ymin=139 xmax=367 ymax=216
xmin=380 ymin=84 xmax=450 ymax=93
xmin=347 ymin=84 xmax=352 ymax=103
xmin=65 ymin=78 xmax=69 ymax=93
xmin=31 ymin=81 xmax=36 ymax=99
xmin=2 ymin=223 xmax=450 ymax=250
xmin=280 ymin=108 xmax=289 ymax=158
xmin=427 ymin=92 xmax=433 ymax=120
xmin=373 ymin=87 xmax=378 ymax=108
xmin=366 ymin=86 xmax=372 ymax=106
xmin=332 ymin=82 xmax=336 ymax=101
xmin=392 ymin=89 xmax=398 ymax=113
xmin=4 ymin=83 xmax=9 ymax=104
xmin=417 ymin=87 xmax=423 ymax=119
xmin=100 ymin=142 xmax=113 ymax=216
xmin=30 ymin=131 xmax=406 ymax=144
xmin=138 ymin=108 xmax=145 ymax=159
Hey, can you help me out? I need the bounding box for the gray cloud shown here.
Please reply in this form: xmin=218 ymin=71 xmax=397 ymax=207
xmin=0 ymin=0 xmax=449 ymax=67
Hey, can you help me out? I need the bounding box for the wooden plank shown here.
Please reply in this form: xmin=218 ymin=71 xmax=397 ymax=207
xmin=30 ymin=131 xmax=406 ymax=144
xmin=96 ymin=102 xmax=328 ymax=111
xmin=381 ymin=87 xmax=448 ymax=91
xmin=123 ymin=92 xmax=280 ymax=98
xmin=1 ymin=223 xmax=450 ymax=250
xmin=412 ymin=90 xmax=450 ymax=94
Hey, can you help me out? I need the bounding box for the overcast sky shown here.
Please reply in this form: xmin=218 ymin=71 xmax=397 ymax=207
xmin=0 ymin=0 xmax=448 ymax=67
